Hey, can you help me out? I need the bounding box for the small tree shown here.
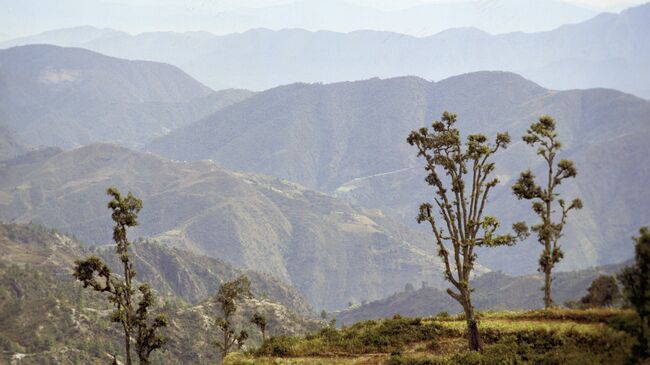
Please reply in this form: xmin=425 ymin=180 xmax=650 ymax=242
xmin=251 ymin=313 xmax=268 ymax=342
xmin=579 ymin=275 xmax=620 ymax=308
xmin=135 ymin=284 xmax=169 ymax=365
xmin=320 ymin=310 xmax=327 ymax=320
xmin=619 ymin=227 xmax=650 ymax=362
xmin=407 ymin=111 xmax=526 ymax=351
xmin=512 ymin=116 xmax=582 ymax=308
xmin=214 ymin=275 xmax=252 ymax=358
xmin=74 ymin=188 xmax=167 ymax=365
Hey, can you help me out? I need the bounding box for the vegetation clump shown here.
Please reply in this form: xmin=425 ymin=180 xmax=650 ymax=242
xmin=565 ymin=275 xmax=621 ymax=309
xmin=618 ymin=227 xmax=650 ymax=363
xmin=257 ymin=317 xmax=443 ymax=356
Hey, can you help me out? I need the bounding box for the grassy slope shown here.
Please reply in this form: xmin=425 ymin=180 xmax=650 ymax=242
xmin=226 ymin=309 xmax=635 ymax=365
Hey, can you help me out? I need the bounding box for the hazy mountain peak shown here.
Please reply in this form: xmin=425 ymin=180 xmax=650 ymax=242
xmin=437 ymin=71 xmax=546 ymax=91
xmin=3 ymin=5 xmax=648 ymax=96
xmin=0 ymin=45 xmax=255 ymax=149
xmin=431 ymin=26 xmax=492 ymax=38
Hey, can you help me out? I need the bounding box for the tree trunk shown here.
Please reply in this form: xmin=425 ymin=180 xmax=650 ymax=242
xmin=543 ymin=267 xmax=553 ymax=309
xmin=464 ymin=306 xmax=482 ymax=351
xmin=138 ymin=346 xmax=149 ymax=365
xmin=125 ymin=333 xmax=132 ymax=365
xmin=222 ymin=329 xmax=229 ymax=359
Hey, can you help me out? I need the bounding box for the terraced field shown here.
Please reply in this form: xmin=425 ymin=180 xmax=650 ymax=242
xmin=225 ymin=309 xmax=635 ymax=365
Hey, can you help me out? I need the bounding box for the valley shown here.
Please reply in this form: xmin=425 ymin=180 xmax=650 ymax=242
xmin=1 ymin=2 xmax=649 ymax=363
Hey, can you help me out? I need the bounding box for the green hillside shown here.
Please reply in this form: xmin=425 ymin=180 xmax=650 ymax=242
xmin=0 ymin=223 xmax=322 ymax=364
xmin=226 ymin=309 xmax=634 ymax=365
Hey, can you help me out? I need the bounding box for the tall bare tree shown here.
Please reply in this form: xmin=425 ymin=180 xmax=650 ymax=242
xmin=74 ymin=188 xmax=167 ymax=365
xmin=512 ymin=116 xmax=582 ymax=308
xmin=407 ymin=111 xmax=527 ymax=351
xmin=214 ymin=275 xmax=252 ymax=359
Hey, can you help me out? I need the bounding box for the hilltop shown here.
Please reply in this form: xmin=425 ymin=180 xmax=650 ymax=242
xmin=225 ymin=309 xmax=634 ymax=364
xmin=0 ymin=44 xmax=252 ymax=148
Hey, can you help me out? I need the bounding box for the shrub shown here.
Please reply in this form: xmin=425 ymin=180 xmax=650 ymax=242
xmin=256 ymin=336 xmax=297 ymax=357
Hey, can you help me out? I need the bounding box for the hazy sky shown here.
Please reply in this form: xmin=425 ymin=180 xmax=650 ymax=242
xmin=110 ymin=0 xmax=647 ymax=11
xmin=114 ymin=0 xmax=647 ymax=11
xmin=1 ymin=0 xmax=648 ymax=38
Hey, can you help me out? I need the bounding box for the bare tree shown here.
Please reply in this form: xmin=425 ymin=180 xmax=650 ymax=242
xmin=512 ymin=116 xmax=582 ymax=308
xmin=214 ymin=275 xmax=252 ymax=359
xmin=407 ymin=111 xmax=527 ymax=351
xmin=74 ymin=188 xmax=167 ymax=365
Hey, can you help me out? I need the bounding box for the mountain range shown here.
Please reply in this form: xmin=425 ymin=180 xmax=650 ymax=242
xmin=336 ymin=261 xmax=628 ymax=325
xmin=0 ymin=0 xmax=599 ymax=38
xmin=147 ymin=71 xmax=650 ymax=275
xmin=0 ymin=144 xmax=450 ymax=310
xmin=3 ymin=3 xmax=648 ymax=97
xmin=0 ymin=21 xmax=647 ymax=310
xmin=0 ymin=44 xmax=252 ymax=149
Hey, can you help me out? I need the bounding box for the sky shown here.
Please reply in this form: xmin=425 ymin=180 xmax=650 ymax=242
xmin=113 ymin=0 xmax=646 ymax=11
xmin=1 ymin=0 xmax=648 ymax=38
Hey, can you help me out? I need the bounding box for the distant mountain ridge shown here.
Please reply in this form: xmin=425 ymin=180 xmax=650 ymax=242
xmin=0 ymin=0 xmax=599 ymax=38
xmin=147 ymin=71 xmax=650 ymax=275
xmin=0 ymin=144 xmax=451 ymax=310
xmin=0 ymin=44 xmax=253 ymax=149
xmin=3 ymin=3 xmax=648 ymax=97
xmin=336 ymin=261 xmax=629 ymax=325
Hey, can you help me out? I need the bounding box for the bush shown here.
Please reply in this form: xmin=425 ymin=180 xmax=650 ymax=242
xmin=256 ymin=336 xmax=297 ymax=357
